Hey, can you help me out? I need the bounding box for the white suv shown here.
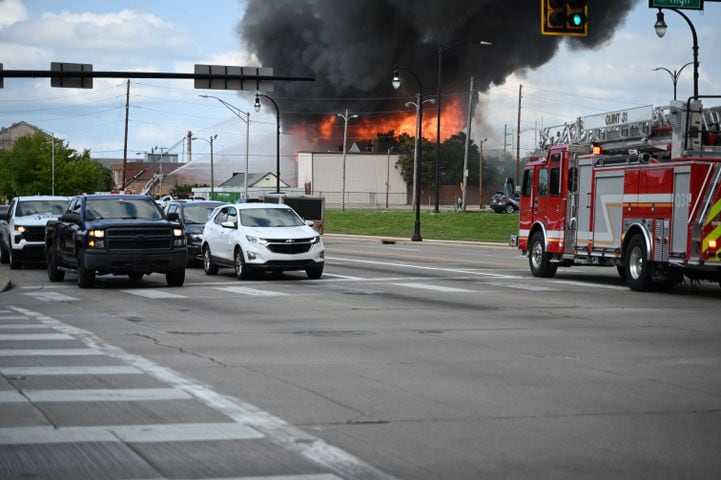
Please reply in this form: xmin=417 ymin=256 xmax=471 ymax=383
xmin=201 ymin=203 xmax=324 ymax=279
xmin=0 ymin=195 xmax=68 ymax=269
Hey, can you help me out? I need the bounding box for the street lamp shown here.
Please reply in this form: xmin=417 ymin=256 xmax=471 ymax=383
xmin=434 ymin=40 xmax=491 ymax=212
xmin=392 ymin=66 xmax=424 ymax=242
xmin=653 ymin=8 xmax=699 ymax=99
xmin=653 ymin=62 xmax=693 ymax=101
xmin=405 ymin=96 xmax=436 ymax=210
xmin=199 ymin=95 xmax=251 ymax=200
xmin=337 ymin=108 xmax=359 ymax=211
xmin=192 ymin=134 xmax=218 ymax=196
xmin=478 ymin=137 xmax=487 ymax=209
xmin=254 ymin=93 xmax=281 ymax=194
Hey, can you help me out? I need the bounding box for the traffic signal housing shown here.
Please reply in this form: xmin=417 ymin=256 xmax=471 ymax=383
xmin=541 ymin=0 xmax=588 ymax=37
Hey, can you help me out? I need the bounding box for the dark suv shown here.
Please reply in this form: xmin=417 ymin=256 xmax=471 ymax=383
xmin=490 ymin=177 xmax=519 ymax=214
xmin=164 ymin=200 xmax=225 ymax=264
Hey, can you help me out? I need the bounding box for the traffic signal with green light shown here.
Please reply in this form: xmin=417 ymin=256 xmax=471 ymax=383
xmin=541 ymin=0 xmax=588 ymax=37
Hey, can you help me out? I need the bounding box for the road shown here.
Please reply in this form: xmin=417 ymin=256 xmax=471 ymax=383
xmin=1 ymin=235 xmax=720 ymax=480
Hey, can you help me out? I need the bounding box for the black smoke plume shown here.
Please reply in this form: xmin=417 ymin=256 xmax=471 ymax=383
xmin=237 ymin=0 xmax=638 ymax=131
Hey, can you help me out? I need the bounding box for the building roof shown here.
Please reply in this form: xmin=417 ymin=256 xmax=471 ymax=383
xmin=219 ymin=171 xmax=290 ymax=188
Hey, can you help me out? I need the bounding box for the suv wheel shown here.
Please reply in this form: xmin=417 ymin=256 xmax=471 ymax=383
xmin=504 ymin=204 xmax=515 ymax=214
xmin=306 ymin=264 xmax=324 ymax=279
xmin=234 ymin=247 xmax=253 ymax=280
xmin=202 ymin=245 xmax=218 ymax=275
xmin=0 ymin=244 xmax=9 ymax=264
xmin=8 ymin=248 xmax=21 ymax=270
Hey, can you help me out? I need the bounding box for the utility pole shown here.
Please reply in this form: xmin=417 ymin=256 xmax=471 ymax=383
xmin=121 ymin=79 xmax=130 ymax=190
xmin=461 ymin=77 xmax=475 ymax=211
xmin=337 ymin=108 xmax=359 ymax=211
xmin=515 ymin=84 xmax=523 ymax=186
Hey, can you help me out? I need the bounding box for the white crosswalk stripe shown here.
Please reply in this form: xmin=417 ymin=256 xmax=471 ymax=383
xmin=0 ymin=366 xmax=143 ymax=376
xmin=120 ymin=289 xmax=187 ymax=299
xmin=23 ymin=291 xmax=80 ymax=302
xmin=391 ymin=282 xmax=474 ymax=293
xmin=214 ymin=286 xmax=289 ymax=296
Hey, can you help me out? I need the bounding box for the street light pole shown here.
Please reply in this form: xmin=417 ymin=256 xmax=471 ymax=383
xmin=434 ymin=40 xmax=491 ymax=213
xmin=405 ymin=96 xmax=437 ymax=211
xmin=192 ymin=135 xmax=218 ymax=196
xmin=199 ymin=95 xmax=251 ymax=200
xmin=652 ymin=62 xmax=693 ymax=101
xmin=254 ymin=93 xmax=281 ymax=194
xmin=654 ymin=8 xmax=699 ymax=100
xmin=393 ymin=66 xmax=424 ymax=242
xmin=337 ymin=108 xmax=359 ymax=211
xmin=478 ymin=137 xmax=487 ymax=209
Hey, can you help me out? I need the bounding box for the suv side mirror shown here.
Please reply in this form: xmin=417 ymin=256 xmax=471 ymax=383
xmin=167 ymin=212 xmax=179 ymax=221
xmin=221 ymin=221 xmax=237 ymax=229
xmin=0 ymin=212 xmax=8 ymax=222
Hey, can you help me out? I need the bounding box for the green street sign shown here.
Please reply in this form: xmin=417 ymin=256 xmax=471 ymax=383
xmin=648 ymin=0 xmax=703 ymax=9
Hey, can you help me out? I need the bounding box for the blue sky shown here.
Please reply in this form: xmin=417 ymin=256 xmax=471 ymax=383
xmin=0 ymin=0 xmax=719 ymax=185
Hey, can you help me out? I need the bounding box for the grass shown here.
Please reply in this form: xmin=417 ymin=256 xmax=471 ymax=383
xmin=323 ymin=209 xmax=518 ymax=243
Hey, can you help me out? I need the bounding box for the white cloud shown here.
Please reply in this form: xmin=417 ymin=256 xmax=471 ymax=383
xmin=0 ymin=0 xmax=28 ymax=28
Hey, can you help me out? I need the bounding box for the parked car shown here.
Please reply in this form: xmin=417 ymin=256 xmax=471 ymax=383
xmin=490 ymin=177 xmax=519 ymax=214
xmin=201 ymin=203 xmax=324 ymax=279
xmin=165 ymin=200 xmax=225 ymax=265
xmin=0 ymin=195 xmax=69 ymax=268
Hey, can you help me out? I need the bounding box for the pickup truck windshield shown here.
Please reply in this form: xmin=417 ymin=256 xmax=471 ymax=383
xmin=86 ymin=198 xmax=163 ymax=221
xmin=16 ymin=200 xmax=67 ymax=216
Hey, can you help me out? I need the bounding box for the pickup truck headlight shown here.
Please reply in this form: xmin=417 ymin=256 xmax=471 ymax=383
xmin=246 ymin=235 xmax=269 ymax=246
xmin=88 ymin=229 xmax=105 ymax=248
xmin=173 ymin=228 xmax=185 ymax=247
xmin=14 ymin=225 xmax=27 ymax=234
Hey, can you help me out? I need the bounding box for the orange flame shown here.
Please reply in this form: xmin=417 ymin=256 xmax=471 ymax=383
xmin=291 ymin=97 xmax=467 ymax=149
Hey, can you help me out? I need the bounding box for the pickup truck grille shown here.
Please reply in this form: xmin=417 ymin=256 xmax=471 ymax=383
xmin=266 ymin=238 xmax=314 ymax=254
xmin=24 ymin=226 xmax=46 ymax=242
xmin=106 ymin=227 xmax=172 ymax=251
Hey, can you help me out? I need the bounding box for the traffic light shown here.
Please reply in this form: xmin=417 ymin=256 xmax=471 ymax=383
xmin=541 ymin=0 xmax=588 ymax=37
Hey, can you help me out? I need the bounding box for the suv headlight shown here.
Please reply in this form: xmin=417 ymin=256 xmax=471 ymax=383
xmin=246 ymin=235 xmax=269 ymax=246
xmin=309 ymin=235 xmax=320 ymax=245
xmin=88 ymin=229 xmax=105 ymax=248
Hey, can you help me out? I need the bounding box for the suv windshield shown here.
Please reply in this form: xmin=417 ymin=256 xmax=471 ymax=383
xmin=16 ymin=200 xmax=67 ymax=216
xmin=86 ymin=198 xmax=163 ymax=221
xmin=184 ymin=204 xmax=222 ymax=224
xmin=240 ymin=208 xmax=304 ymax=227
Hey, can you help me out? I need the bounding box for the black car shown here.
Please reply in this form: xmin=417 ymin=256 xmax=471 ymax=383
xmin=165 ymin=200 xmax=225 ymax=265
xmin=490 ymin=177 xmax=520 ymax=214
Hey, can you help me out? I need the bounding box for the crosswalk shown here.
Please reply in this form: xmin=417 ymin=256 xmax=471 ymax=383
xmin=0 ymin=307 xmax=394 ymax=480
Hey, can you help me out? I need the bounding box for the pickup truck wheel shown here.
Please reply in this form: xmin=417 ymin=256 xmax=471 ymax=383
xmin=76 ymin=252 xmax=95 ymax=288
xmin=47 ymin=248 xmax=65 ymax=282
xmin=8 ymin=248 xmax=21 ymax=270
xmin=166 ymin=268 xmax=185 ymax=287
xmin=0 ymin=244 xmax=9 ymax=264
xmin=202 ymin=245 xmax=218 ymax=275
xmin=529 ymin=232 xmax=557 ymax=278
xmin=624 ymin=234 xmax=653 ymax=292
xmin=306 ymin=264 xmax=324 ymax=279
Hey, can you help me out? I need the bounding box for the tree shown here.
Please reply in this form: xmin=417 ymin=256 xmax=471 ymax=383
xmin=0 ymin=133 xmax=112 ymax=197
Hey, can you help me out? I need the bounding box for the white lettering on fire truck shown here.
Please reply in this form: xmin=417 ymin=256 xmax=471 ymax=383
xmin=674 ymin=192 xmax=692 ymax=208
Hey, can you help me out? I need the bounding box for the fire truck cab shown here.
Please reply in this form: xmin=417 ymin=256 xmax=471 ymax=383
xmin=518 ymin=100 xmax=721 ymax=291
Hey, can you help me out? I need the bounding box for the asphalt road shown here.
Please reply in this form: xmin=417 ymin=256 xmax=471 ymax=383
xmin=1 ymin=235 xmax=720 ymax=480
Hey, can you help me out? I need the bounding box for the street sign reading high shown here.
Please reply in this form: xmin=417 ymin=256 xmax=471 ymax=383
xmin=648 ymin=0 xmax=703 ymax=9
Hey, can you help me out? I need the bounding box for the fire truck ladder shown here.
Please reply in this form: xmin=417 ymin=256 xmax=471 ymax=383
xmin=540 ymin=104 xmax=721 ymax=155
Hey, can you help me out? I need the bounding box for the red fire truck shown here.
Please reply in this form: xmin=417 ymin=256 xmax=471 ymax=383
xmin=517 ymin=100 xmax=721 ymax=291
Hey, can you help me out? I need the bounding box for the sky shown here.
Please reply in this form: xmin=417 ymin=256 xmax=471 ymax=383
xmin=0 ymin=0 xmax=719 ymax=186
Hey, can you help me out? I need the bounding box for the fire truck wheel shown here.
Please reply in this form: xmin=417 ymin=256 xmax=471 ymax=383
xmin=529 ymin=232 xmax=557 ymax=278
xmin=616 ymin=265 xmax=626 ymax=280
xmin=624 ymin=235 xmax=653 ymax=291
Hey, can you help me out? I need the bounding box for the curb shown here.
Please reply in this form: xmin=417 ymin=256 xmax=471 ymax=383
xmin=0 ymin=275 xmax=11 ymax=293
xmin=322 ymin=233 xmax=512 ymax=248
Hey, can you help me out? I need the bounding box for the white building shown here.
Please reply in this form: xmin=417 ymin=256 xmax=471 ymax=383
xmin=297 ymin=151 xmax=407 ymax=208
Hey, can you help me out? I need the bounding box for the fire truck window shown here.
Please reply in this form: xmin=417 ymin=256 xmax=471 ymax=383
xmin=568 ymin=167 xmax=578 ymax=193
xmin=550 ymin=153 xmax=561 ymax=164
xmin=550 ymin=167 xmax=560 ymax=195
xmin=538 ymin=169 xmax=549 ymax=196
xmin=521 ymin=170 xmax=532 ymax=197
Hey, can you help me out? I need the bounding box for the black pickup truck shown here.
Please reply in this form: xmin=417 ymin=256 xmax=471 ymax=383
xmin=45 ymin=194 xmax=187 ymax=288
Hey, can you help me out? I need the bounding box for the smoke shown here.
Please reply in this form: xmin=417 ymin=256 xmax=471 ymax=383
xmin=237 ymin=0 xmax=638 ymax=132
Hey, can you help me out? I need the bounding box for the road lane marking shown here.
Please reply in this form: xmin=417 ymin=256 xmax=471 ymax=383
xmin=391 ymin=282 xmax=474 ymax=293
xmin=328 ymin=256 xmax=522 ymax=279
xmin=485 ymin=282 xmax=558 ymax=291
xmin=0 ymin=333 xmax=74 ymax=341
xmin=12 ymin=388 xmax=193 ymax=403
xmin=0 ymin=324 xmax=48 ymax=330
xmin=0 ymin=348 xmax=102 ymax=357
xmin=0 ymin=366 xmax=143 ymax=376
xmin=10 ymin=306 xmax=397 ymax=480
xmin=214 ymin=286 xmax=288 ymax=296
xmin=0 ymin=391 xmax=25 ymax=402
xmin=321 ymin=273 xmax=363 ymax=280
xmin=23 ymin=292 xmax=80 ymax=302
xmin=0 ymin=422 xmax=263 ymax=445
xmin=121 ymin=289 xmax=187 ymax=299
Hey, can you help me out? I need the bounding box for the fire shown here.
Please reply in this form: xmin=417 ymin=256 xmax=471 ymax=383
xmin=293 ymin=97 xmax=467 ymax=148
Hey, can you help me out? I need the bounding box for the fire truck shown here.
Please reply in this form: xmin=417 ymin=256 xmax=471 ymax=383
xmin=517 ymin=100 xmax=721 ymax=291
